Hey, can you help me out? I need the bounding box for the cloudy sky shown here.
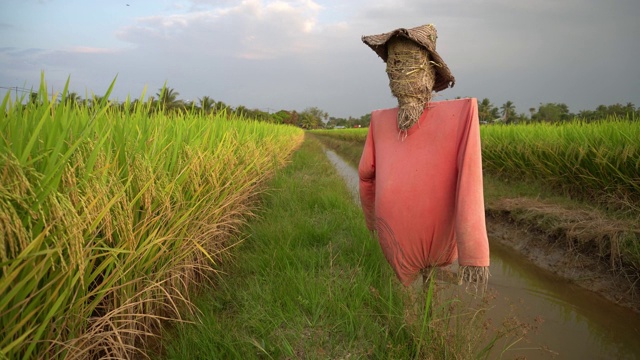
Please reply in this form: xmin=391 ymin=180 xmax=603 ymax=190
xmin=1 ymin=0 xmax=638 ymax=118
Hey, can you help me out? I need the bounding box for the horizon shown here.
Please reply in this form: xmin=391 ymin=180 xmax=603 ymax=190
xmin=1 ymin=0 xmax=638 ymax=119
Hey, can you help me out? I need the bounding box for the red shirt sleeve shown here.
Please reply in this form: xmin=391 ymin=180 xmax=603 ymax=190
xmin=455 ymin=98 xmax=490 ymax=267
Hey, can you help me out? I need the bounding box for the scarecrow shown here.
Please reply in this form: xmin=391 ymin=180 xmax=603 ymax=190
xmin=358 ymin=24 xmax=490 ymax=289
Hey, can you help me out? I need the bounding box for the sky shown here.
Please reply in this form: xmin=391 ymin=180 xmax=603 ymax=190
xmin=0 ymin=0 xmax=639 ymax=119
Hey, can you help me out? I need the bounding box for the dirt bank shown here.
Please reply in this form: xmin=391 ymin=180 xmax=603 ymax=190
xmin=486 ymin=198 xmax=640 ymax=314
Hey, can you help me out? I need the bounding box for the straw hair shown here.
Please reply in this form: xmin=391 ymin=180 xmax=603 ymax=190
xmin=386 ymin=37 xmax=436 ymax=131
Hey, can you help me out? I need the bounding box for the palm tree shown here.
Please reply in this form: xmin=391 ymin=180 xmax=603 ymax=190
xmin=235 ymin=105 xmax=248 ymax=117
xmin=213 ymin=100 xmax=229 ymax=114
xmin=624 ymin=102 xmax=636 ymax=115
xmin=500 ymin=101 xmax=516 ymax=124
xmin=65 ymin=92 xmax=82 ymax=107
xmin=156 ymin=87 xmax=182 ymax=111
xmin=478 ymin=98 xmax=495 ymax=123
xmin=198 ymin=96 xmax=215 ymax=114
xmin=299 ymin=112 xmax=315 ymax=129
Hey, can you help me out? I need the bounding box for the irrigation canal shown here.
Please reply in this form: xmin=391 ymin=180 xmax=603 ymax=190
xmin=324 ymin=148 xmax=640 ymax=359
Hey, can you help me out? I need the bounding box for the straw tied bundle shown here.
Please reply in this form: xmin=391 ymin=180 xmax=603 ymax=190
xmin=362 ymin=24 xmax=455 ymax=132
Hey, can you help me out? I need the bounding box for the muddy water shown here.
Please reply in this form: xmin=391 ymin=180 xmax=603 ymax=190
xmin=324 ymin=149 xmax=640 ymax=359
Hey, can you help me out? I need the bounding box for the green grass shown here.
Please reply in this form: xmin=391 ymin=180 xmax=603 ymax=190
xmin=161 ymin=135 xmax=510 ymax=359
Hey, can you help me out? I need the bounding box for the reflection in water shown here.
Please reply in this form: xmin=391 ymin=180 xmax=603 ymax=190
xmin=324 ymin=148 xmax=640 ymax=359
xmin=487 ymin=243 xmax=640 ymax=359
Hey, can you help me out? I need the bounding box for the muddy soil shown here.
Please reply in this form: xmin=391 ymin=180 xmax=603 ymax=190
xmin=486 ymin=208 xmax=640 ymax=314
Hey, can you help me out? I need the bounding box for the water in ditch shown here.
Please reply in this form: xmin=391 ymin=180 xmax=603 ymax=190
xmin=324 ymin=148 xmax=640 ymax=359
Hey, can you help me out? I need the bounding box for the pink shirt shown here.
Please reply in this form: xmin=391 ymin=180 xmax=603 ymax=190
xmin=358 ymin=98 xmax=490 ymax=285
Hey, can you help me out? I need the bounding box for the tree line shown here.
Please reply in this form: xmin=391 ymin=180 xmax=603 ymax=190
xmin=478 ymin=98 xmax=639 ymax=124
xmin=20 ymin=85 xmax=639 ymax=128
xmin=21 ymin=86 xmax=330 ymax=129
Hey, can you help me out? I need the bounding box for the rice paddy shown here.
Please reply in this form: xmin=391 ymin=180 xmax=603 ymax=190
xmin=0 ymin=76 xmax=303 ymax=359
xmin=479 ymin=118 xmax=640 ymax=212
xmin=3 ymin=75 xmax=639 ymax=358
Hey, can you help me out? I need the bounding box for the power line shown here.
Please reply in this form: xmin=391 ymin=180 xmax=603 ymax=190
xmin=0 ymin=85 xmax=64 ymax=101
xmin=0 ymin=85 xmax=33 ymax=95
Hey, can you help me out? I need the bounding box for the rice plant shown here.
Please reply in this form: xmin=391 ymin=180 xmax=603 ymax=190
xmin=480 ymin=119 xmax=640 ymax=212
xmin=310 ymin=128 xmax=368 ymax=143
xmin=0 ymin=74 xmax=303 ymax=359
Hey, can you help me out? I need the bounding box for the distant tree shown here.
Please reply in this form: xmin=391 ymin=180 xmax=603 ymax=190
xmin=270 ymin=110 xmax=293 ymax=124
xmin=624 ymin=102 xmax=636 ymax=115
xmin=514 ymin=113 xmax=529 ymax=124
xmin=358 ymin=113 xmax=372 ymax=127
xmin=325 ymin=116 xmax=341 ymax=128
xmin=65 ymin=92 xmax=82 ymax=107
xmin=241 ymin=108 xmax=270 ymax=121
xmin=235 ymin=105 xmax=248 ymax=117
xmin=156 ymin=86 xmax=183 ymax=111
xmin=198 ymin=96 xmax=215 ymax=114
xmin=298 ymin=107 xmax=327 ymax=129
xmin=606 ymin=103 xmax=636 ymax=118
xmin=29 ymin=91 xmax=40 ymax=105
xmin=288 ymin=110 xmax=299 ymax=126
xmin=594 ymin=104 xmax=608 ymax=119
xmin=478 ymin=98 xmax=497 ymax=123
xmin=127 ymin=98 xmax=143 ymax=112
xmin=298 ymin=112 xmax=316 ymax=129
xmin=305 ymin=107 xmax=328 ymax=124
xmin=213 ymin=100 xmax=229 ymax=114
xmin=534 ymin=103 xmax=571 ymax=123
xmin=500 ymin=101 xmax=516 ymax=124
xmin=577 ymin=102 xmax=637 ymax=121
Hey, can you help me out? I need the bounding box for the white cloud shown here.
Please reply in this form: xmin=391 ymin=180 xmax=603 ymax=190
xmin=69 ymin=46 xmax=121 ymax=55
xmin=115 ymin=0 xmax=327 ymax=60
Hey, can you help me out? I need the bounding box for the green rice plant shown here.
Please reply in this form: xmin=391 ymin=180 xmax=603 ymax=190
xmin=0 ymin=74 xmax=303 ymax=359
xmin=310 ymin=128 xmax=369 ymax=143
xmin=480 ymin=119 xmax=640 ymax=212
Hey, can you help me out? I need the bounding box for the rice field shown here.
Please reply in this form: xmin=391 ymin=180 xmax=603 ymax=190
xmin=0 ymin=77 xmax=303 ymax=359
xmin=480 ymin=118 xmax=640 ymax=212
xmin=311 ymin=128 xmax=368 ymax=143
xmin=313 ymin=118 xmax=640 ymax=213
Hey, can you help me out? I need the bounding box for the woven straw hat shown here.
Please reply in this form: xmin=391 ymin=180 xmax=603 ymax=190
xmin=362 ymin=24 xmax=455 ymax=92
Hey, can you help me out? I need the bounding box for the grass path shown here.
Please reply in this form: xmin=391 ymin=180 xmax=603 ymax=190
xmin=161 ymin=135 xmax=427 ymax=359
